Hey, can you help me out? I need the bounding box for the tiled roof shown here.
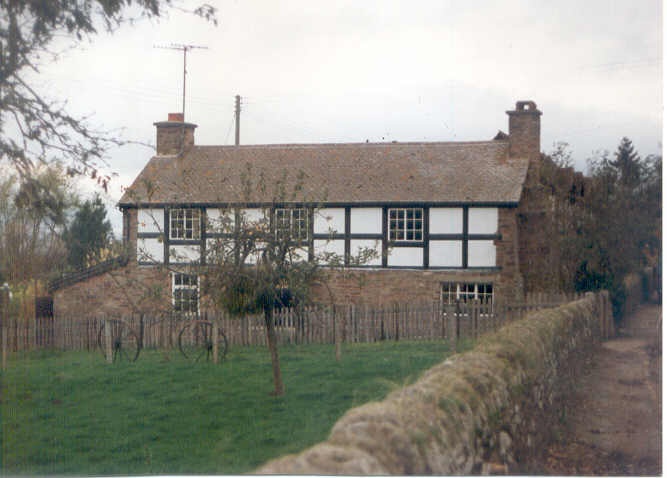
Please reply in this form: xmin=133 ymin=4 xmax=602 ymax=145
xmin=119 ymin=140 xmax=528 ymax=206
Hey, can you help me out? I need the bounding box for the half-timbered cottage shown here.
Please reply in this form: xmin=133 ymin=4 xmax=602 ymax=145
xmin=52 ymin=101 xmax=547 ymax=318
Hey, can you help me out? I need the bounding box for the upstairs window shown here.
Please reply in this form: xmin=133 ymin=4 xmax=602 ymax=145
xmin=388 ymin=208 xmax=423 ymax=241
xmin=173 ymin=273 xmax=199 ymax=316
xmin=170 ymin=208 xmax=201 ymax=240
xmin=275 ymin=208 xmax=309 ymax=242
xmin=441 ymin=282 xmax=494 ymax=305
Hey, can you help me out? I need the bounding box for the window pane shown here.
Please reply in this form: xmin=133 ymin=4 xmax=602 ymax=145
xmin=388 ymin=208 xmax=423 ymax=242
xmin=173 ymin=274 xmax=199 ymax=315
xmin=170 ymin=209 xmax=201 ymax=240
xmin=275 ymin=208 xmax=309 ymax=242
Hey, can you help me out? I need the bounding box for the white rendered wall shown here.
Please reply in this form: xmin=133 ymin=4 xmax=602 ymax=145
xmin=314 ymin=208 xmax=345 ymax=235
xmin=244 ymin=242 xmax=266 ymax=265
xmin=350 ymin=208 xmax=382 ymax=234
xmin=206 ymin=208 xmax=234 ymax=232
xmin=137 ymin=238 xmax=163 ymax=263
xmin=387 ymin=247 xmax=423 ymax=267
xmin=429 ymin=208 xmax=463 ymax=234
xmin=170 ymin=244 xmax=201 ymax=264
xmin=468 ymin=240 xmax=496 ymax=267
xmin=314 ymin=239 xmax=345 ymax=263
xmin=350 ymin=239 xmax=382 ymax=266
xmin=288 ymin=247 xmax=310 ymax=263
xmin=206 ymin=238 xmax=235 ymax=260
xmin=240 ymin=208 xmax=267 ymax=226
xmin=429 ymin=241 xmax=462 ymax=267
xmin=468 ymin=208 xmax=498 ymax=234
xmin=137 ymin=208 xmax=163 ymax=234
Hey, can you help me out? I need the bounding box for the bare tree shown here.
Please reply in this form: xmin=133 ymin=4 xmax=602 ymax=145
xmin=204 ymin=168 xmax=378 ymax=395
xmin=0 ymin=164 xmax=76 ymax=284
xmin=0 ymin=1 xmax=216 ymax=186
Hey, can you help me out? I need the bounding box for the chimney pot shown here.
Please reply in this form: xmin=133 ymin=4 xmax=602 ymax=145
xmin=515 ymin=101 xmax=537 ymax=112
xmin=168 ymin=112 xmax=184 ymax=122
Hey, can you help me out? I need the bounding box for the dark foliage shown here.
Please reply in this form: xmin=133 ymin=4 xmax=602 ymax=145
xmin=546 ymin=138 xmax=661 ymax=319
xmin=64 ymin=194 xmax=112 ymax=269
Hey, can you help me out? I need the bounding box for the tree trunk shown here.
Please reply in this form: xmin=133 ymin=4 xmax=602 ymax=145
xmin=264 ymin=308 xmax=284 ymax=396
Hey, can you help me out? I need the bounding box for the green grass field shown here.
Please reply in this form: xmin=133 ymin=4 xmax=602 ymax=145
xmin=1 ymin=341 xmax=455 ymax=475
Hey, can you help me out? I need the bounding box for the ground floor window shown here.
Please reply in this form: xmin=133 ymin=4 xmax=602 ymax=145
xmin=441 ymin=282 xmax=493 ymax=305
xmin=172 ymin=273 xmax=200 ymax=316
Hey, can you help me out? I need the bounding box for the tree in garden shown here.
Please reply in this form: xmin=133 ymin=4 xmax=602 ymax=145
xmin=204 ymin=168 xmax=377 ymax=395
xmin=0 ymin=164 xmax=75 ymax=283
xmin=64 ymin=194 xmax=113 ymax=269
xmin=610 ymin=137 xmax=642 ymax=188
xmin=0 ymin=0 xmax=216 ymax=185
xmin=536 ymin=138 xmax=661 ymax=318
xmin=577 ymin=138 xmax=661 ymax=315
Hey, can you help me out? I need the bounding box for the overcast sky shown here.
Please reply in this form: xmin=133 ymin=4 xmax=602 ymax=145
xmin=32 ymin=0 xmax=662 ymax=234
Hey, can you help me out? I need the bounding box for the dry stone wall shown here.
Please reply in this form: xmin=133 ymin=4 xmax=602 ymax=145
xmin=256 ymin=292 xmax=609 ymax=474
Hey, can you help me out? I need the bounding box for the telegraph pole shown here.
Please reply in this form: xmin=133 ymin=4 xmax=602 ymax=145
xmin=154 ymin=43 xmax=208 ymax=119
xmin=235 ymin=95 xmax=241 ymax=145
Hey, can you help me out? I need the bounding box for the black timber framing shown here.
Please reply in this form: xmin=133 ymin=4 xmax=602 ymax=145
xmin=133 ymin=203 xmax=509 ymax=270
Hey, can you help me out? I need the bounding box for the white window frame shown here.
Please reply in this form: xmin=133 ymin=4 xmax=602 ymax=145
xmin=170 ymin=208 xmax=201 ymax=240
xmin=388 ymin=207 xmax=423 ymax=242
xmin=275 ymin=207 xmax=309 ymax=242
xmin=441 ymin=282 xmax=494 ymax=306
xmin=172 ymin=273 xmax=200 ymax=316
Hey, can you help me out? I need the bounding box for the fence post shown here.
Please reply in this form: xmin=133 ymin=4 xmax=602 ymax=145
xmin=104 ymin=320 xmax=113 ymax=364
xmin=212 ymin=321 xmax=219 ymax=364
xmin=472 ymin=299 xmax=480 ymax=338
xmin=1 ymin=283 xmax=9 ymax=370
xmin=445 ymin=304 xmax=457 ymax=350
xmin=334 ymin=305 xmax=341 ymax=362
xmin=393 ymin=304 xmax=399 ymax=341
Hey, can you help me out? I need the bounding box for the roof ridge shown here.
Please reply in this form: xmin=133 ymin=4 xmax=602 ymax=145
xmin=190 ymin=140 xmax=503 ymax=150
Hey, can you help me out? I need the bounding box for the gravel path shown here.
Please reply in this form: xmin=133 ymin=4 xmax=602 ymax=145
xmin=540 ymin=303 xmax=662 ymax=475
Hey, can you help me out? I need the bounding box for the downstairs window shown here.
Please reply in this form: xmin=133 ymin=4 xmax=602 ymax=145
xmin=172 ymin=273 xmax=200 ymax=316
xmin=441 ymin=282 xmax=493 ymax=305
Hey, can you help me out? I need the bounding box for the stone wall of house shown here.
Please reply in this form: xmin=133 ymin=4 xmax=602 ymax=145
xmin=313 ymin=267 xmax=522 ymax=307
xmin=517 ymin=157 xmax=590 ymax=293
xmin=53 ymin=264 xmax=172 ymax=319
xmin=256 ymin=292 xmax=611 ymax=475
xmin=54 ymin=263 xmax=522 ymax=320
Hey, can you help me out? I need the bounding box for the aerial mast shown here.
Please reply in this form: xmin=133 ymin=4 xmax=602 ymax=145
xmin=154 ymin=43 xmax=208 ymax=119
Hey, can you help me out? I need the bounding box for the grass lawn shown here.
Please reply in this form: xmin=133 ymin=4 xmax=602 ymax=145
xmin=1 ymin=340 xmax=455 ymax=475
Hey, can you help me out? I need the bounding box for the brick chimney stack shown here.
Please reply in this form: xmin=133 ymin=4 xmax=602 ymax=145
xmin=506 ymin=101 xmax=541 ymax=160
xmin=154 ymin=113 xmax=198 ymax=155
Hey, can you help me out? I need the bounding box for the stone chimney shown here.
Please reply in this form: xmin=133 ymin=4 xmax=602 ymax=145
xmin=154 ymin=112 xmax=198 ymax=155
xmin=506 ymin=101 xmax=541 ymax=159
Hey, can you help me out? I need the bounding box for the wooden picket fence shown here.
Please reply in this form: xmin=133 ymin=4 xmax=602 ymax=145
xmin=0 ymin=292 xmax=585 ymax=354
